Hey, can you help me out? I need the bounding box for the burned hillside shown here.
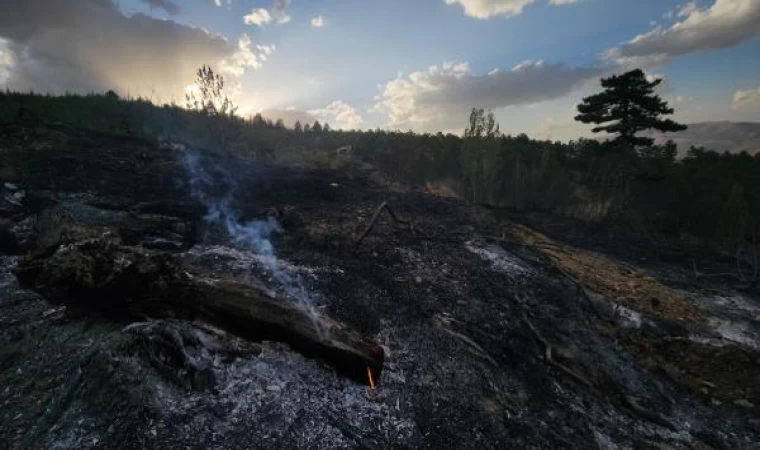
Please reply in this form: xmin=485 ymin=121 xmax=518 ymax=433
xmin=1 ymin=123 xmax=759 ymax=449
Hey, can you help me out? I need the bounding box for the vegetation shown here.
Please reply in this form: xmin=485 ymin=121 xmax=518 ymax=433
xmin=1 ymin=67 xmax=758 ymax=275
xmin=575 ymin=69 xmax=687 ymax=149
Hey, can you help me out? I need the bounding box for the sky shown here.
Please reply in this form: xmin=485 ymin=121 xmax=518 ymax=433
xmin=0 ymin=0 xmax=759 ymax=140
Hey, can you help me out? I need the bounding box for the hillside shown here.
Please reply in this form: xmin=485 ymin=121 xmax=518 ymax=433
xmin=650 ymin=121 xmax=760 ymax=155
xmin=1 ymin=123 xmax=759 ymax=448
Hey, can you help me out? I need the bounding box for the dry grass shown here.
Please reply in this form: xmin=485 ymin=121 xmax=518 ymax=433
xmin=509 ymin=223 xmax=706 ymax=323
xmin=424 ymin=181 xmax=462 ymax=199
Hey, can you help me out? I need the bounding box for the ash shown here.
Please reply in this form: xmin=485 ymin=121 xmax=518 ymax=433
xmin=1 ymin=126 xmax=759 ymax=449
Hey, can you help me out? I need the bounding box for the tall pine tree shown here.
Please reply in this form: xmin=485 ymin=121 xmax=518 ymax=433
xmin=575 ymin=69 xmax=686 ymax=149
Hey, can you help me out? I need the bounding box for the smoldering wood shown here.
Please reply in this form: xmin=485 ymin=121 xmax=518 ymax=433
xmin=15 ymin=231 xmax=384 ymax=384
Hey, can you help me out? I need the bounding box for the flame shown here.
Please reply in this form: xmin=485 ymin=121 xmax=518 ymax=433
xmin=367 ymin=366 xmax=376 ymax=390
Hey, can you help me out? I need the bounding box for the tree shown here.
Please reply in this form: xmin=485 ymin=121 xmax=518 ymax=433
xmin=294 ymin=120 xmax=303 ymax=132
xmin=460 ymin=108 xmax=501 ymax=203
xmin=275 ymin=118 xmax=285 ymax=129
xmin=303 ymin=123 xmax=311 ymax=133
xmin=575 ymin=69 xmax=686 ymax=149
xmin=464 ymin=108 xmax=499 ymax=139
xmin=717 ymin=183 xmax=750 ymax=247
xmin=312 ymin=121 xmax=323 ymax=133
xmin=252 ymin=113 xmax=265 ymax=127
xmin=323 ymin=123 xmax=331 ymax=133
xmin=185 ymin=65 xmax=235 ymax=117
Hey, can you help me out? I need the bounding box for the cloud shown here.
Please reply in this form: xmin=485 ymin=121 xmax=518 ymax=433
xmin=549 ymin=0 xmax=578 ymax=5
xmin=605 ymin=0 xmax=760 ymax=66
xmin=733 ymin=87 xmax=760 ymax=109
xmin=309 ymin=100 xmax=364 ymax=129
xmin=444 ymin=0 xmax=536 ymax=19
xmin=373 ymin=60 xmax=602 ymax=132
xmin=311 ymin=16 xmax=325 ymax=28
xmin=271 ymin=0 xmax=292 ymax=24
xmin=244 ymin=9 xmax=272 ymax=26
xmin=244 ymin=0 xmax=291 ymax=27
xmin=219 ymin=34 xmax=275 ymax=77
xmin=208 ymin=0 xmax=231 ymax=6
xmin=677 ymin=1 xmax=699 ymax=18
xmin=0 ymin=38 xmax=13 ymax=85
xmin=0 ymin=0 xmax=270 ymax=103
xmin=140 ymin=0 xmax=181 ymax=15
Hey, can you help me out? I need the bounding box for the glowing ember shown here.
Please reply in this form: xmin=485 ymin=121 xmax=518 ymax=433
xmin=367 ymin=366 xmax=376 ymax=390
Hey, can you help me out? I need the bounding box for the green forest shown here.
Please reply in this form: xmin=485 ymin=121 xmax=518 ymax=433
xmin=2 ymin=67 xmax=758 ymax=274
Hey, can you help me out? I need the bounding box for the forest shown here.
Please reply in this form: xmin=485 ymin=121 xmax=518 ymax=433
xmin=2 ymin=67 xmax=758 ymax=278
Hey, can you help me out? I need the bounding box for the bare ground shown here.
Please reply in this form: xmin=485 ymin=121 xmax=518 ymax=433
xmin=1 ymin=123 xmax=759 ymax=449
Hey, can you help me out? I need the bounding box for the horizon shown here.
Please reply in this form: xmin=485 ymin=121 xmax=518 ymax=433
xmin=1 ymin=0 xmax=759 ymax=140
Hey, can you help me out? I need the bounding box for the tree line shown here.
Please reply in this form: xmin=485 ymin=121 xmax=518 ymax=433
xmin=1 ymin=66 xmax=758 ymax=271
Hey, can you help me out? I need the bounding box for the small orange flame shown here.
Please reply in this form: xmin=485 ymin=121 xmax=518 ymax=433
xmin=367 ymin=366 xmax=376 ymax=390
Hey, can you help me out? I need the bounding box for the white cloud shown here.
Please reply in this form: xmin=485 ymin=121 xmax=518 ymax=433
xmin=373 ymin=60 xmax=602 ymax=132
xmin=677 ymin=1 xmax=699 ymax=18
xmin=733 ymin=87 xmax=760 ymax=109
xmin=605 ymin=0 xmax=760 ymax=66
xmin=444 ymin=0 xmax=536 ymax=19
xmin=244 ymin=8 xmax=272 ymax=26
xmin=256 ymin=44 xmax=276 ymax=61
xmin=549 ymin=0 xmax=578 ymax=5
xmin=309 ymin=100 xmax=364 ymax=129
xmin=311 ymin=16 xmax=325 ymax=28
xmin=219 ymin=34 xmax=275 ymax=76
xmin=244 ymin=0 xmax=291 ymax=27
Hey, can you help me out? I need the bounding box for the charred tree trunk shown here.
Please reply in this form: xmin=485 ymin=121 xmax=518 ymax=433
xmin=14 ymin=231 xmax=384 ymax=384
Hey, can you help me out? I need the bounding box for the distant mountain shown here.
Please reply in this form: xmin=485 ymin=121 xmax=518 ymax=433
xmin=649 ymin=121 xmax=760 ymax=155
xmin=651 ymin=121 xmax=760 ymax=155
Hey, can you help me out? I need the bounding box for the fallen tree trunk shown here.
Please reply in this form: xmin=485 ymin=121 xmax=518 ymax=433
xmin=15 ymin=229 xmax=384 ymax=384
xmin=182 ymin=276 xmax=384 ymax=383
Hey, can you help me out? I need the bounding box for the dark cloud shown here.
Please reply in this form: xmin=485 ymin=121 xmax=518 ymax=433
xmin=0 ymin=0 xmax=234 ymax=100
xmin=374 ymin=61 xmax=603 ymax=132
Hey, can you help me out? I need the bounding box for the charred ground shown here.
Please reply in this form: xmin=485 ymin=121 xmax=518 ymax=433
xmin=1 ymin=123 xmax=759 ymax=449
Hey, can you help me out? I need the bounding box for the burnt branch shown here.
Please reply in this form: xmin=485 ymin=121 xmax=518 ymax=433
xmin=355 ymin=201 xmax=431 ymax=250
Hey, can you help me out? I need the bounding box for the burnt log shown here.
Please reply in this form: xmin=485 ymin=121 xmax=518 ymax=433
xmin=15 ymin=230 xmax=384 ymax=384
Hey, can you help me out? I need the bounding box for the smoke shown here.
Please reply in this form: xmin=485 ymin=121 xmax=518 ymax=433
xmin=180 ymin=149 xmax=313 ymax=308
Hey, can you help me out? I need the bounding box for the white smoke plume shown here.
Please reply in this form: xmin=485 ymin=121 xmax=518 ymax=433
xmin=180 ymin=150 xmax=315 ymax=310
